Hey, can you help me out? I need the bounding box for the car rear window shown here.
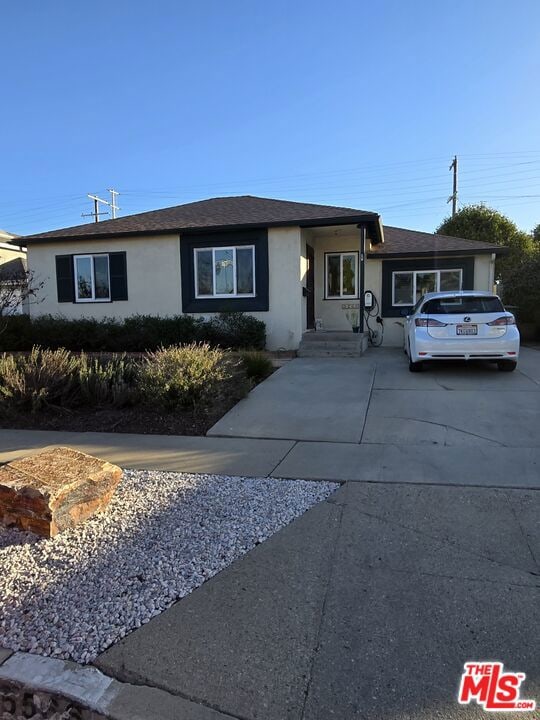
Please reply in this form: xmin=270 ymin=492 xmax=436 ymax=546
xmin=422 ymin=296 xmax=504 ymax=314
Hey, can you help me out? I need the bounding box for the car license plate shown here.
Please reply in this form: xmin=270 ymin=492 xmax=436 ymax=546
xmin=456 ymin=324 xmax=478 ymax=336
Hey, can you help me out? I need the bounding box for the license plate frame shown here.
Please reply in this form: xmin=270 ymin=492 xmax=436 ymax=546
xmin=456 ymin=324 xmax=478 ymax=336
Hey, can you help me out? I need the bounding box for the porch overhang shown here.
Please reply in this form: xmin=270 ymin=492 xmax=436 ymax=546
xmin=299 ymin=212 xmax=384 ymax=246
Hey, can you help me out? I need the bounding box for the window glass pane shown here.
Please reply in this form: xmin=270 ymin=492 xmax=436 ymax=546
xmin=423 ymin=296 xmax=504 ymax=314
xmin=439 ymin=270 xmax=461 ymax=291
xmin=342 ymin=255 xmax=356 ymax=296
xmin=327 ymin=255 xmax=341 ymax=297
xmin=415 ymin=272 xmax=437 ymax=302
xmin=76 ymin=257 xmax=92 ymax=299
xmin=236 ymin=247 xmax=254 ymax=294
xmin=393 ymin=272 xmax=413 ymax=304
xmin=94 ymin=256 xmax=110 ymax=299
xmin=196 ymin=250 xmax=213 ymax=295
xmin=215 ymin=249 xmax=234 ymax=294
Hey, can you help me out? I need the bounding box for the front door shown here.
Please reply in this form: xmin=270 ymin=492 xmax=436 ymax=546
xmin=306 ymin=244 xmax=315 ymax=329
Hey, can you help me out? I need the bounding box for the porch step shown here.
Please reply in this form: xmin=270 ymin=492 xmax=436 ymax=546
xmin=298 ymin=331 xmax=368 ymax=357
xmin=297 ymin=349 xmax=364 ymax=358
xmin=301 ymin=331 xmax=362 ymax=343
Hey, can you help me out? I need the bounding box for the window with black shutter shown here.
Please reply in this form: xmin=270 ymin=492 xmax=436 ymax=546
xmin=55 ymin=251 xmax=127 ymax=303
xmin=56 ymin=255 xmax=74 ymax=303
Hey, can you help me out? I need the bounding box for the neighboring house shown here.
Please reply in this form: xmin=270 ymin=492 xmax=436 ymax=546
xmin=13 ymin=196 xmax=504 ymax=348
xmin=0 ymin=230 xmax=28 ymax=315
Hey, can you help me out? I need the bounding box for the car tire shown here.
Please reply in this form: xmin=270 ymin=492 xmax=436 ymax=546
xmin=409 ymin=359 xmax=423 ymax=372
xmin=497 ymin=360 xmax=517 ymax=372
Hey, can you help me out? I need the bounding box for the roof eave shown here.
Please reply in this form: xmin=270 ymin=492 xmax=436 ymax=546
xmin=20 ymin=213 xmax=381 ymax=244
xmin=368 ymin=246 xmax=507 ymax=259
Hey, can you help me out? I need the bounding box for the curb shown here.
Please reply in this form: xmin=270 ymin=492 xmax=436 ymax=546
xmin=0 ymin=649 xmax=229 ymax=720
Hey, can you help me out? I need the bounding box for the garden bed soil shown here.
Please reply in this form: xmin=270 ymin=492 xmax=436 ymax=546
xmin=0 ymin=402 xmax=234 ymax=436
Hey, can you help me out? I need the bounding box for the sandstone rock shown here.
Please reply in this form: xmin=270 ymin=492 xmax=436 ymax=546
xmin=0 ymin=447 xmax=122 ymax=537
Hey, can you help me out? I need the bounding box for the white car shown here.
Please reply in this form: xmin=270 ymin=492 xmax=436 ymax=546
xmin=403 ymin=291 xmax=520 ymax=372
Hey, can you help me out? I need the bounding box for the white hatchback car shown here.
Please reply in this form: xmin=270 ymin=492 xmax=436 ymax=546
xmin=403 ymin=291 xmax=520 ymax=372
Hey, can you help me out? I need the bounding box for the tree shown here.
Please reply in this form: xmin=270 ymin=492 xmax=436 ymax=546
xmin=503 ymin=250 xmax=540 ymax=328
xmin=532 ymin=223 xmax=540 ymax=247
xmin=435 ymin=204 xmax=533 ymax=280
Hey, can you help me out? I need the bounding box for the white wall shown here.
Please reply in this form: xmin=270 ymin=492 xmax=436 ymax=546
xmin=309 ymin=233 xmax=378 ymax=332
xmin=27 ymin=228 xmax=304 ymax=351
xmin=28 ymin=235 xmax=183 ymax=319
xmin=0 ymin=244 xmax=26 ymax=265
xmin=474 ymin=254 xmax=494 ymax=292
xmin=260 ymin=226 xmax=303 ymax=349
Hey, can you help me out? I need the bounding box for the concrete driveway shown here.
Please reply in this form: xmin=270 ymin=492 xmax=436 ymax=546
xmin=210 ymin=346 xmax=540 ymax=488
xmin=3 ymin=348 xmax=539 ymax=719
xmin=96 ymin=481 xmax=540 ymax=720
xmin=96 ymin=348 xmax=540 ymax=718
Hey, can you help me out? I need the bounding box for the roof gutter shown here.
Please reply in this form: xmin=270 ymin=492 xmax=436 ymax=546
xmin=368 ymin=246 xmax=508 ymax=259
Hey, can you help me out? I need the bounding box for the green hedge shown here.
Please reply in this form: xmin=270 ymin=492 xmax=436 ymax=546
xmin=0 ymin=312 xmax=266 ymax=352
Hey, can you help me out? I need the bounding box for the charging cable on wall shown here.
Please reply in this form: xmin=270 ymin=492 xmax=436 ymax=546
xmin=364 ymin=290 xmax=384 ymax=347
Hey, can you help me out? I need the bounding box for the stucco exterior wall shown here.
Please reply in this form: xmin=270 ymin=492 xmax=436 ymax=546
xmin=259 ymin=226 xmax=303 ymax=349
xmin=28 ymin=235 xmax=183 ymax=319
xmin=26 ymin=228 xmax=497 ymax=352
xmin=190 ymin=227 xmax=303 ymax=350
xmin=474 ymin=254 xmax=495 ymax=292
xmin=27 ymin=227 xmax=304 ymax=351
xmin=0 ymin=244 xmax=26 ymax=265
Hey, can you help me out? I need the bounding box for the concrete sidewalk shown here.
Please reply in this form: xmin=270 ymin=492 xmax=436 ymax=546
xmin=2 ymin=428 xmax=539 ymax=489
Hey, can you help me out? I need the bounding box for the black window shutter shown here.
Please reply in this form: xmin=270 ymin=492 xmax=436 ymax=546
xmin=109 ymin=252 xmax=128 ymax=301
xmin=56 ymin=255 xmax=74 ymax=302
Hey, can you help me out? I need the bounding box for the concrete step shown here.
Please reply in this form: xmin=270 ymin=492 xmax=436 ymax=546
xmin=298 ymin=341 xmax=364 ymax=350
xmin=298 ymin=331 xmax=368 ymax=357
xmin=297 ymin=349 xmax=363 ymax=358
xmin=301 ymin=332 xmax=364 ymax=343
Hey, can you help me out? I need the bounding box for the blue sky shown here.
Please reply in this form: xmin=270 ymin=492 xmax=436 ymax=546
xmin=2 ymin=0 xmax=540 ymax=236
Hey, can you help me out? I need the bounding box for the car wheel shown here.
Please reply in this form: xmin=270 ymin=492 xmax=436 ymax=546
xmin=409 ymin=359 xmax=423 ymax=372
xmin=497 ymin=360 xmax=517 ymax=372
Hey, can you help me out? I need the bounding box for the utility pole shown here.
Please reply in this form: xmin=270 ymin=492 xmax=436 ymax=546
xmin=81 ymin=189 xmax=120 ymax=222
xmin=447 ymin=155 xmax=458 ymax=216
xmin=107 ymin=189 xmax=120 ymax=219
xmin=82 ymin=194 xmax=109 ymax=223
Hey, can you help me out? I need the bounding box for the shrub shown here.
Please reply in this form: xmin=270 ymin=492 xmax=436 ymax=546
xmin=137 ymin=343 xmax=249 ymax=410
xmin=0 ymin=315 xmax=32 ymax=351
xmin=0 ymin=313 xmax=266 ymax=352
xmin=204 ymin=313 xmax=266 ymax=350
xmin=0 ymin=347 xmax=80 ymax=412
xmin=240 ymin=351 xmax=274 ymax=383
xmin=77 ymin=354 xmax=139 ymax=407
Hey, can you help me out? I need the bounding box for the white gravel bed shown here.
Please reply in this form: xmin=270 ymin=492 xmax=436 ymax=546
xmin=0 ymin=470 xmax=337 ymax=664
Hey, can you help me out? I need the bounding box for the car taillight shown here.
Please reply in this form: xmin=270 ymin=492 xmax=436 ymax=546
xmin=487 ymin=316 xmax=516 ymax=326
xmin=415 ymin=318 xmax=447 ymax=327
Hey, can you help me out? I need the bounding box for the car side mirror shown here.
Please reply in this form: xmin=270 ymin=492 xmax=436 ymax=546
xmin=399 ymin=308 xmax=410 ymax=317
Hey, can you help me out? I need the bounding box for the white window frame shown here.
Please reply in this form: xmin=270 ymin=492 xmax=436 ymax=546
xmin=392 ymin=268 xmax=462 ymax=306
xmin=194 ymin=246 xmax=256 ymax=299
xmin=74 ymin=253 xmax=111 ymax=303
xmin=325 ymin=252 xmax=359 ymax=299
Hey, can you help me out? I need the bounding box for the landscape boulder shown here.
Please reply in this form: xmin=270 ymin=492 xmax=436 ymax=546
xmin=0 ymin=447 xmax=122 ymax=537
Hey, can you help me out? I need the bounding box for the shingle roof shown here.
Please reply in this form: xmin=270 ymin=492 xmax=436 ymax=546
xmin=0 ymin=257 xmax=27 ymax=282
xmin=15 ymin=195 xmax=504 ymax=256
xmin=18 ymin=195 xmax=377 ymax=242
xmin=370 ymin=225 xmax=504 ymax=257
